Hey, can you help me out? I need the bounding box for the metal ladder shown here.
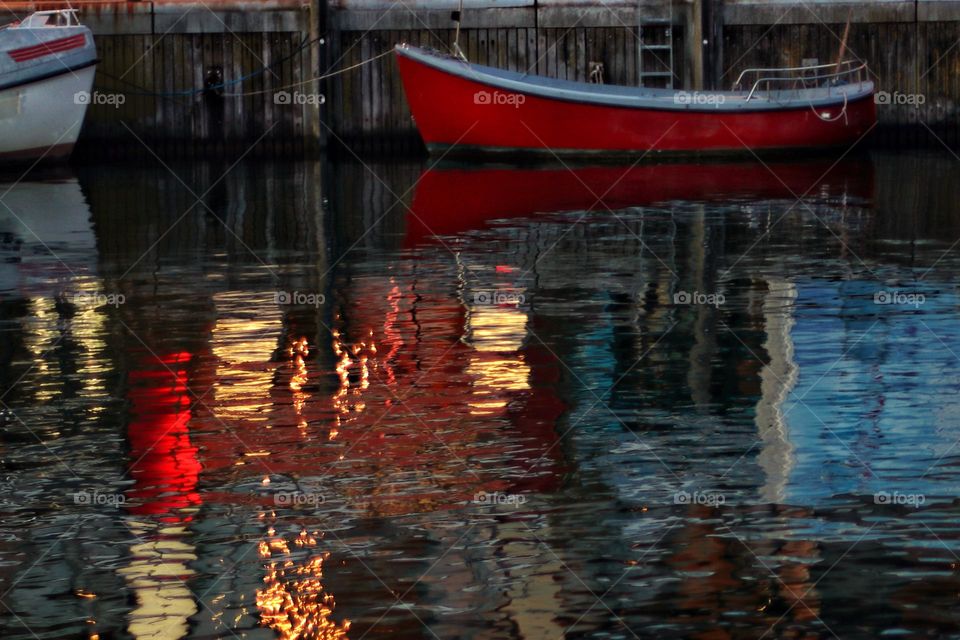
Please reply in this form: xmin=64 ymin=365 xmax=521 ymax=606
xmin=638 ymin=17 xmax=674 ymax=88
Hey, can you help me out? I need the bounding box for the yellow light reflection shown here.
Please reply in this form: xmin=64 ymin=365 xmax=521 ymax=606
xmin=289 ymin=336 xmax=310 ymax=430
xmin=330 ymin=327 xmax=377 ymax=432
xmin=117 ymin=522 xmax=198 ymax=640
xmin=466 ymin=304 xmax=530 ymax=415
xmin=210 ymin=292 xmax=283 ymax=424
xmin=24 ymin=297 xmax=54 ymax=402
xmin=256 ymin=525 xmax=350 ymax=639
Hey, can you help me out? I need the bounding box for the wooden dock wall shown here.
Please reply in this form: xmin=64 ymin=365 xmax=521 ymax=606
xmin=4 ymin=0 xmax=960 ymax=154
xmin=328 ymin=0 xmax=960 ymax=154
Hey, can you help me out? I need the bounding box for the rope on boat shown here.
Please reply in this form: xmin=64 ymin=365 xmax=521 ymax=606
xmin=761 ymin=83 xmax=852 ymax=125
xmin=810 ymin=90 xmax=849 ymax=124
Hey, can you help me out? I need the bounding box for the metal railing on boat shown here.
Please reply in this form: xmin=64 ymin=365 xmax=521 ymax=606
xmin=733 ymin=60 xmax=870 ymax=100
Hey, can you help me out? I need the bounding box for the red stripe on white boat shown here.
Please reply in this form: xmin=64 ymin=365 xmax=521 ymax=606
xmin=8 ymin=34 xmax=86 ymax=63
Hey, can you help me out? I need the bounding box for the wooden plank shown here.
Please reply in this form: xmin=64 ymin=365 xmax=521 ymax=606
xmin=526 ymin=25 xmax=537 ymax=76
xmin=615 ymin=25 xmax=624 ymax=84
xmin=262 ymin=32 xmax=274 ymax=154
xmin=725 ymin=1 xmax=914 ymax=26
xmin=468 ymin=27 xmax=478 ymax=73
xmin=481 ymin=28 xmax=490 ymax=67
xmin=280 ymin=33 xmax=293 ymax=156
xmin=218 ymin=33 xmax=228 ymax=154
xmin=173 ymin=32 xmax=186 ymax=155
xmin=338 ymin=32 xmax=352 ymax=141
xmin=230 ymin=31 xmax=243 ymax=143
xmin=554 ymin=29 xmax=566 ymax=80
xmin=135 ymin=35 xmax=150 ymax=140
xmin=246 ymin=33 xmax=259 ymax=143
xmin=384 ymin=29 xmax=395 ymax=152
xmin=159 ymin=33 xmax=172 ymax=155
xmin=360 ymin=32 xmax=373 ymax=148
xmin=335 ymin=6 xmax=530 ymax=31
xmin=376 ymin=31 xmax=387 ymax=150
xmin=537 ymin=26 xmax=549 ymax=77
xmin=343 ymin=32 xmax=357 ymax=143
xmin=576 ymin=27 xmax=586 ymax=82
xmin=507 ymin=29 xmax=527 ymax=73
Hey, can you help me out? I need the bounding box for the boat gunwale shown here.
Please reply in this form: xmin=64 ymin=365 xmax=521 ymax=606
xmin=0 ymin=57 xmax=97 ymax=93
xmin=395 ymin=44 xmax=876 ymax=114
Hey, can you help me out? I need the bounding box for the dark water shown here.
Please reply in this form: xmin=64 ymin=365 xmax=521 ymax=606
xmin=1 ymin=150 xmax=959 ymax=639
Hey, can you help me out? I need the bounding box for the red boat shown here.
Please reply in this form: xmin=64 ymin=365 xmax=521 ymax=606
xmin=394 ymin=44 xmax=876 ymax=157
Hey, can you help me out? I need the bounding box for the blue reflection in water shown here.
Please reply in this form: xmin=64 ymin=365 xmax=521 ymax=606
xmin=784 ymin=278 xmax=960 ymax=504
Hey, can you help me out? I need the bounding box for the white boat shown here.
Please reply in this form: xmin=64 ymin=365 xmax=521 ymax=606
xmin=0 ymin=10 xmax=97 ymax=164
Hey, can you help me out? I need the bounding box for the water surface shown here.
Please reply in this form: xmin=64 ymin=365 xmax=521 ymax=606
xmin=1 ymin=151 xmax=960 ymax=639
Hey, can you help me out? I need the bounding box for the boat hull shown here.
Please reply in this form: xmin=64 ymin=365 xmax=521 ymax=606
xmin=395 ymin=46 xmax=877 ymax=157
xmin=0 ymin=63 xmax=96 ymax=164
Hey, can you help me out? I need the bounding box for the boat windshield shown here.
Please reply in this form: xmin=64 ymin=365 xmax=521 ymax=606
xmin=16 ymin=11 xmax=80 ymax=29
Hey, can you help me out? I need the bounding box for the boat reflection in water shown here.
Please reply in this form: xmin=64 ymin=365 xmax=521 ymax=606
xmin=398 ymin=157 xmax=881 ymax=637
xmin=404 ymin=158 xmax=873 ymax=246
xmin=0 ymin=173 xmax=97 ymax=293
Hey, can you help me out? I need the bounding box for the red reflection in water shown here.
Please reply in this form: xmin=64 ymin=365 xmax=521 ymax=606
xmin=315 ymin=276 xmax=566 ymax=513
xmin=125 ymin=351 xmax=201 ymax=521
xmin=182 ymin=271 xmax=567 ymax=517
xmin=404 ymin=160 xmax=874 ymax=246
xmin=665 ymin=505 xmax=824 ymax=636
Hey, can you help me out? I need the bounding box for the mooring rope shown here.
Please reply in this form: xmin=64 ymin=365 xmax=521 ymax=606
xmin=95 ymin=39 xmax=392 ymax=100
xmin=222 ymin=49 xmax=393 ymax=97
